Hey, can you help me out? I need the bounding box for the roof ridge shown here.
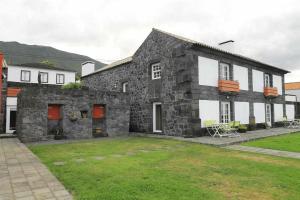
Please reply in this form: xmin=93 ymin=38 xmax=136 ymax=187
xmin=152 ymin=28 xmax=289 ymax=73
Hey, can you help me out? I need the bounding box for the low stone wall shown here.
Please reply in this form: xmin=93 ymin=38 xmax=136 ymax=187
xmin=16 ymin=85 xmax=130 ymax=142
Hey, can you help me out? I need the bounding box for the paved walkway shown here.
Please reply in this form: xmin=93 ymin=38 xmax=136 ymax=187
xmin=0 ymin=138 xmax=72 ymax=200
xmin=133 ymin=128 xmax=300 ymax=146
xmin=225 ymin=145 xmax=300 ymax=159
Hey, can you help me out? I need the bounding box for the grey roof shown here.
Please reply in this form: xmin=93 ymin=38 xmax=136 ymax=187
xmin=13 ymin=63 xmax=77 ymax=72
xmin=82 ymin=56 xmax=133 ymax=77
xmin=153 ymin=28 xmax=290 ymax=73
xmin=83 ymin=28 xmax=290 ymax=78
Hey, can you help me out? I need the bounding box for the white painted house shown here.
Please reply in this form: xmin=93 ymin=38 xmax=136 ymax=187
xmin=5 ymin=63 xmax=76 ymax=133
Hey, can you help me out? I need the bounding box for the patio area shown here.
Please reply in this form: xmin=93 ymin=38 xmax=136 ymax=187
xmin=134 ymin=127 xmax=300 ymax=146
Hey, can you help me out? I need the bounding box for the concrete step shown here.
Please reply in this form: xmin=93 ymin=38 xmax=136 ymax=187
xmin=0 ymin=134 xmax=17 ymax=139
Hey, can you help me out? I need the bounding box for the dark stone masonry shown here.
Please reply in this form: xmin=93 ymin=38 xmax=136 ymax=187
xmin=82 ymin=29 xmax=288 ymax=136
xmin=16 ymin=86 xmax=130 ymax=142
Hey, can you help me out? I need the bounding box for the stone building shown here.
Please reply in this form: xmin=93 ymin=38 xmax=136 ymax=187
xmin=82 ymin=28 xmax=290 ymax=136
xmin=16 ymin=85 xmax=129 ymax=142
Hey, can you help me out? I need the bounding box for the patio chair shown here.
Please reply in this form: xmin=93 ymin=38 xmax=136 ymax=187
xmin=203 ymin=120 xmax=216 ymax=136
xmin=229 ymin=121 xmax=241 ymax=137
xmin=219 ymin=122 xmax=240 ymax=137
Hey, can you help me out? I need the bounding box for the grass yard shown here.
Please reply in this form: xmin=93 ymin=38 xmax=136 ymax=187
xmin=243 ymin=132 xmax=300 ymax=153
xmin=30 ymin=137 xmax=300 ymax=200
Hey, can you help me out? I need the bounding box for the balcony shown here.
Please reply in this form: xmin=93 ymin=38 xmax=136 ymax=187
xmin=264 ymin=87 xmax=278 ymax=98
xmin=218 ymin=80 xmax=240 ymax=93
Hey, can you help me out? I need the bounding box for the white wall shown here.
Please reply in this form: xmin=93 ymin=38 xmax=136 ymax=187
xmin=7 ymin=97 xmax=17 ymax=106
xmin=7 ymin=65 xmax=76 ymax=85
xmin=254 ymin=103 xmax=265 ymax=123
xmin=234 ymin=102 xmax=249 ymax=124
xmin=199 ymin=100 xmax=219 ymax=127
xmin=285 ymin=95 xmax=297 ymax=102
xmin=286 ymin=104 xmax=295 ymax=120
xmin=273 ymin=75 xmax=283 ymax=95
xmin=82 ymin=62 xmax=95 ymax=77
xmin=233 ymin=65 xmax=248 ymax=90
xmin=286 ymin=89 xmax=300 ymax=102
xmin=198 ymin=56 xmax=219 ymax=87
xmin=252 ymin=70 xmax=264 ymax=92
xmin=274 ymin=104 xmax=283 ymax=122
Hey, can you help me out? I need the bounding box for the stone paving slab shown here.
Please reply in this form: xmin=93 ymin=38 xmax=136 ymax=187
xmin=225 ymin=145 xmax=300 ymax=159
xmin=133 ymin=128 xmax=300 ymax=147
xmin=0 ymin=138 xmax=73 ymax=200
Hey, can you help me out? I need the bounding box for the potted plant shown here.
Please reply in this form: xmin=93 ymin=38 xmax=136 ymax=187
xmin=238 ymin=124 xmax=248 ymax=133
xmin=53 ymin=127 xmax=64 ymax=140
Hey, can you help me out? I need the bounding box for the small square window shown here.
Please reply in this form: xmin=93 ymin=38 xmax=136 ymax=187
xmin=56 ymin=74 xmax=65 ymax=84
xmin=151 ymin=63 xmax=161 ymax=80
xmin=21 ymin=70 xmax=30 ymax=82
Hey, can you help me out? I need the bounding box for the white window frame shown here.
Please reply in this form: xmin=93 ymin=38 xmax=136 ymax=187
xmin=265 ymin=74 xmax=271 ymax=87
xmin=40 ymin=72 xmax=48 ymax=83
xmin=151 ymin=63 xmax=161 ymax=80
xmin=153 ymin=102 xmax=162 ymax=133
xmin=221 ymin=102 xmax=231 ymax=123
xmin=219 ymin=63 xmax=230 ymax=80
xmin=56 ymin=74 xmax=65 ymax=84
xmin=265 ymin=104 xmax=272 ymax=127
xmin=21 ymin=70 xmax=30 ymax=82
xmin=122 ymin=82 xmax=128 ymax=93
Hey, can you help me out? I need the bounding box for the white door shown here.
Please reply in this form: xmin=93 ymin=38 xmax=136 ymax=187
xmin=266 ymin=104 xmax=272 ymax=127
xmin=153 ymin=102 xmax=162 ymax=133
xmin=264 ymin=74 xmax=270 ymax=87
xmin=220 ymin=63 xmax=230 ymax=80
xmin=221 ymin=102 xmax=231 ymax=123
xmin=6 ymin=106 xmax=17 ymax=133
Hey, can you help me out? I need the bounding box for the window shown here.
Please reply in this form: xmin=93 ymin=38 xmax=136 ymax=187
xmin=151 ymin=63 xmax=161 ymax=80
xmin=264 ymin=74 xmax=271 ymax=87
xmin=56 ymin=74 xmax=65 ymax=84
xmin=21 ymin=70 xmax=30 ymax=82
xmin=39 ymin=72 xmax=48 ymax=83
xmin=221 ymin=102 xmax=231 ymax=123
xmin=219 ymin=63 xmax=230 ymax=80
xmin=122 ymin=82 xmax=128 ymax=93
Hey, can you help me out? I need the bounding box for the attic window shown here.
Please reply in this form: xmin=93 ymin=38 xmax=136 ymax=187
xmin=151 ymin=63 xmax=161 ymax=80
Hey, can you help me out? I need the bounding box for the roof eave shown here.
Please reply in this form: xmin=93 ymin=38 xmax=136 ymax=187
xmin=190 ymin=43 xmax=290 ymax=74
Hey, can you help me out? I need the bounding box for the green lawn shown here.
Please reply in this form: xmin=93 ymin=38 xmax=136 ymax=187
xmin=243 ymin=132 xmax=300 ymax=153
xmin=30 ymin=137 xmax=300 ymax=200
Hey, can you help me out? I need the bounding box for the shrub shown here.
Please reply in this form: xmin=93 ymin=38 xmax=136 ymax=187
xmin=61 ymin=82 xmax=82 ymax=90
xmin=238 ymin=124 xmax=248 ymax=133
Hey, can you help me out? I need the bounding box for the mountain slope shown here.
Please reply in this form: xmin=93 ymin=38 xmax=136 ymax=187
xmin=0 ymin=41 xmax=105 ymax=74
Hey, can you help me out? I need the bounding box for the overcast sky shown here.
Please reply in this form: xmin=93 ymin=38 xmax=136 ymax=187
xmin=0 ymin=0 xmax=299 ymax=82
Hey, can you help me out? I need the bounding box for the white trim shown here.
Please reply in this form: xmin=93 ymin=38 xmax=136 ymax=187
xmin=265 ymin=104 xmax=272 ymax=127
xmin=6 ymin=105 xmax=17 ymax=133
xmin=219 ymin=63 xmax=230 ymax=80
xmin=264 ymin=74 xmax=270 ymax=87
xmin=122 ymin=82 xmax=128 ymax=93
xmin=153 ymin=102 xmax=162 ymax=133
xmin=221 ymin=102 xmax=231 ymax=123
xmin=151 ymin=63 xmax=161 ymax=80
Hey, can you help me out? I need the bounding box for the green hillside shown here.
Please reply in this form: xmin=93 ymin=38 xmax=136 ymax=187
xmin=0 ymin=41 xmax=105 ymax=74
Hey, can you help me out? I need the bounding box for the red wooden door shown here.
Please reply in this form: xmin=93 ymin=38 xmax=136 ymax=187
xmin=48 ymin=105 xmax=61 ymax=120
xmin=93 ymin=105 xmax=105 ymax=119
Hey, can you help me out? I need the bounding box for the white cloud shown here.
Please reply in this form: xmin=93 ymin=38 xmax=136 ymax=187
xmin=0 ymin=0 xmax=299 ymax=81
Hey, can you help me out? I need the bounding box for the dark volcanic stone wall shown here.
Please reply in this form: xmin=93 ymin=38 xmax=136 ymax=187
xmin=16 ymin=86 xmax=129 ymax=142
xmin=83 ymin=30 xmax=194 ymax=136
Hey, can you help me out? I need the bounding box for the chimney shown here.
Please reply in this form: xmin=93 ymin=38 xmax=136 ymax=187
xmin=81 ymin=61 xmax=95 ymax=77
xmin=218 ymin=40 xmax=235 ymax=53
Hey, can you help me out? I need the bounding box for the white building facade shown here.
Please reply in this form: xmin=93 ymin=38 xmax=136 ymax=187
xmin=5 ymin=63 xmax=76 ymax=133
